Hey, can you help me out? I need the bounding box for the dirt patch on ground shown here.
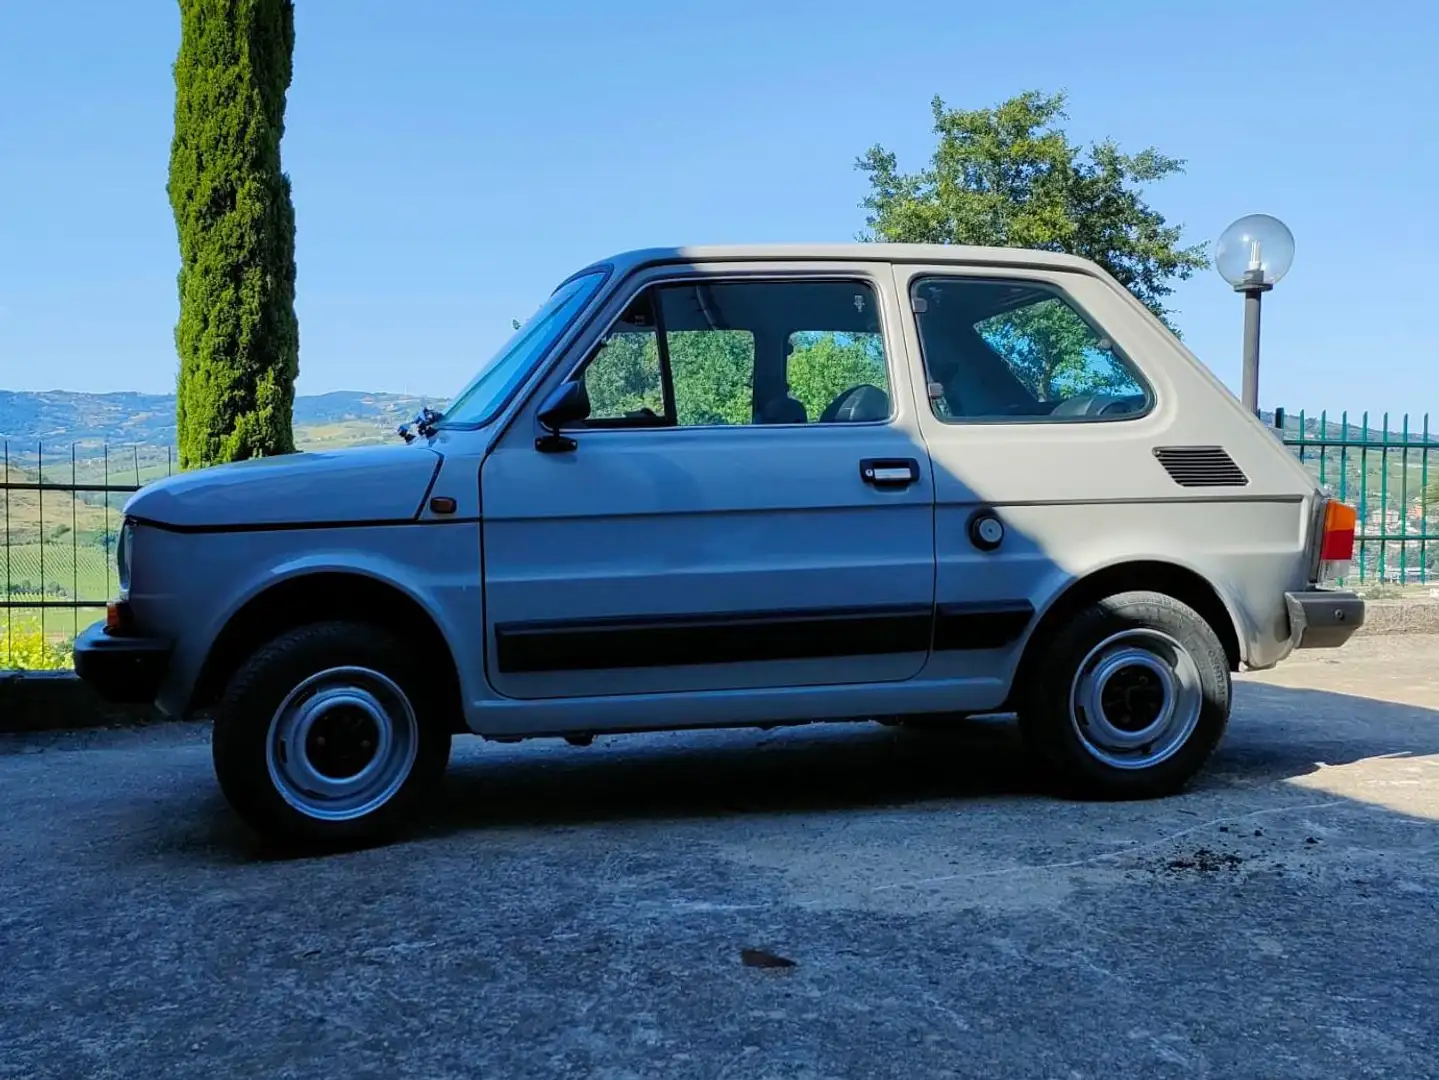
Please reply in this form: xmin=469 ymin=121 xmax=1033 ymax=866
xmin=1164 ymin=847 xmax=1245 ymax=873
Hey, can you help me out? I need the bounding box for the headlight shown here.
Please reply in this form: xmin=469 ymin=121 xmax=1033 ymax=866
xmin=116 ymin=519 xmax=134 ymax=595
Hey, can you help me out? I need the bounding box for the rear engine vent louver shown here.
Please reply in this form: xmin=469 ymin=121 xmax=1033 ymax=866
xmin=1152 ymin=446 xmax=1249 ymax=487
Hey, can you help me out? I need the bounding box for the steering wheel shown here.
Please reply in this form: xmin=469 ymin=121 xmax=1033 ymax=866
xmin=1049 ymin=394 xmax=1143 ymax=418
xmin=819 ymin=384 xmax=890 ymax=424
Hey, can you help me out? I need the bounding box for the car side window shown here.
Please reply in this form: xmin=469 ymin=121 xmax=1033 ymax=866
xmin=911 ymin=277 xmax=1151 ymax=423
xmin=575 ymin=279 xmax=892 ymax=428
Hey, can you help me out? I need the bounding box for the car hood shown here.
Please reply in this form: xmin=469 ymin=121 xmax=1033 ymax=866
xmin=124 ymin=444 xmax=443 ymax=529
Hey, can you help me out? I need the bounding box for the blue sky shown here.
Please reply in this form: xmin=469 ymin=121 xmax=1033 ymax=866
xmin=1 ymin=0 xmax=1436 ymax=421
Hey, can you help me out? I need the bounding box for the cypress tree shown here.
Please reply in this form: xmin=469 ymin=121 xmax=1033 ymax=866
xmin=168 ymin=0 xmax=299 ymax=467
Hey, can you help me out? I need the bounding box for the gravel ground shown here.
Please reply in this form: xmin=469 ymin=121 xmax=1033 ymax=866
xmin=2 ymin=635 xmax=1437 ymax=1079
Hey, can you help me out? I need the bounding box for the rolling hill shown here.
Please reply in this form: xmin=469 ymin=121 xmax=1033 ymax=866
xmin=0 ymin=389 xmax=445 ymax=455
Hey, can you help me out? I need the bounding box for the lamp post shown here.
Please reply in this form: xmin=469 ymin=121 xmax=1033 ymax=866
xmin=1215 ymin=214 xmax=1295 ymax=417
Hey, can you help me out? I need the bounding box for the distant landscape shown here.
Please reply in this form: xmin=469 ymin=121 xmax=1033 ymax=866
xmin=0 ymin=389 xmax=445 ymax=460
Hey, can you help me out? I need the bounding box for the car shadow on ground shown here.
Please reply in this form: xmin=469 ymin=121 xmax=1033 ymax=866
xmin=124 ymin=680 xmax=1439 ymax=862
xmin=430 ymin=717 xmax=1039 ymax=830
xmin=414 ymin=681 xmax=1439 ymax=837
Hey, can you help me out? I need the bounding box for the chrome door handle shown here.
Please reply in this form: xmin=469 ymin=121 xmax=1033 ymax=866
xmin=860 ymin=458 xmax=920 ymax=488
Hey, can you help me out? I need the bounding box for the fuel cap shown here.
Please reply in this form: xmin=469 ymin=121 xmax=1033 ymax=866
xmin=968 ymin=509 xmax=1005 ymax=552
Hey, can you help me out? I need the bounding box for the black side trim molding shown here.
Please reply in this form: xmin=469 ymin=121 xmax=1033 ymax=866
xmin=496 ymin=605 xmax=932 ymax=674
xmin=933 ymin=600 xmax=1034 ymax=651
xmin=495 ymin=599 xmax=1037 ymax=674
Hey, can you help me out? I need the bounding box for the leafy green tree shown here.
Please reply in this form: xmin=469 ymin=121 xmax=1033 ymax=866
xmin=976 ymin=299 xmax=1135 ymax=402
xmin=670 ymin=331 xmax=754 ymax=426
xmin=857 ymin=89 xmax=1206 ymax=327
xmin=584 ymin=332 xmax=664 ymax=419
xmin=585 ymin=330 xmax=755 ymax=426
xmin=786 ymin=333 xmax=886 ymax=419
xmin=586 ymin=329 xmax=900 ymax=425
xmin=169 ymin=0 xmax=299 ymax=467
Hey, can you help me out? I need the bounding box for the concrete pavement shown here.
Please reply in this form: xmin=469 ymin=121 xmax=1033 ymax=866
xmin=2 ymin=635 xmax=1437 ymax=1079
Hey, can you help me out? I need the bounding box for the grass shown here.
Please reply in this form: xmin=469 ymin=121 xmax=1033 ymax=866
xmin=295 ymin=421 xmax=394 ymax=448
xmin=1 ymin=540 xmax=111 ymax=668
xmin=2 ymin=469 xmax=128 ymax=547
xmin=2 ymin=542 xmax=116 ymax=604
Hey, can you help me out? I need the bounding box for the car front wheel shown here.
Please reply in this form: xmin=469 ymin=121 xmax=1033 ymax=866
xmin=1018 ymin=590 xmax=1231 ymax=799
xmin=211 ymin=621 xmax=451 ymax=847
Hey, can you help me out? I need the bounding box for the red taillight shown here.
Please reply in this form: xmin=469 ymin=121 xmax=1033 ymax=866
xmin=1318 ymin=500 xmax=1356 ymax=581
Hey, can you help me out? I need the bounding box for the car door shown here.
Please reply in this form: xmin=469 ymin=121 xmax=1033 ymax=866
xmin=891 ymin=263 xmax=1178 ymax=690
xmin=479 ymin=262 xmax=937 ymax=700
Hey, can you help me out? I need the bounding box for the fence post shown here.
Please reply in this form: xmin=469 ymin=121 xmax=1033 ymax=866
xmin=103 ymin=444 xmax=111 ymax=600
xmin=1338 ymin=411 xmax=1349 ymax=506
xmin=1359 ymin=412 xmax=1369 ymax=583
xmin=1424 ymin=414 xmax=1431 ymax=585
xmin=37 ymin=444 xmax=45 ymax=643
xmin=1400 ymin=413 xmax=1410 ymax=585
xmin=1317 ymin=410 xmax=1328 ymax=488
xmin=70 ymin=445 xmax=79 ymax=640
xmin=1380 ymin=413 xmax=1390 ymax=583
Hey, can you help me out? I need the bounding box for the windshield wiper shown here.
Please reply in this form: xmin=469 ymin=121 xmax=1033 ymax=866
xmin=397 ymin=406 xmax=443 ymax=444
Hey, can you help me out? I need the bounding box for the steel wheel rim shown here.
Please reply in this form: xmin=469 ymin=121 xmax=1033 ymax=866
xmin=1068 ymin=629 xmax=1202 ymax=770
xmin=265 ymin=666 xmax=419 ymax=821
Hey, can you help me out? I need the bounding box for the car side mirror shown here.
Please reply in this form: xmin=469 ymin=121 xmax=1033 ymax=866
xmin=535 ymin=379 xmax=589 ymax=453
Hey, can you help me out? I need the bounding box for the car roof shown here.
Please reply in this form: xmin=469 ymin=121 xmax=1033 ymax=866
xmin=574 ymin=243 xmax=1106 ymax=280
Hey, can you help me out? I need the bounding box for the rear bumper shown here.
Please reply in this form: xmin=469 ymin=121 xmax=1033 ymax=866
xmin=1284 ymin=590 xmax=1365 ymax=650
xmin=72 ymin=621 xmax=172 ymax=705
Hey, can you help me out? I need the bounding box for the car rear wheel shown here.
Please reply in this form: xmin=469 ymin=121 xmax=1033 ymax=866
xmin=1018 ymin=591 xmax=1231 ymax=798
xmin=211 ymin=621 xmax=451 ymax=847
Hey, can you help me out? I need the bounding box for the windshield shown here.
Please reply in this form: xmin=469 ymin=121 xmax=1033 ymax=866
xmin=439 ymin=269 xmax=608 ymax=428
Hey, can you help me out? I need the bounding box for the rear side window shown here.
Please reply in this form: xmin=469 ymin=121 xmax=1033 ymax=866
xmin=911 ymin=277 xmax=1152 ymax=423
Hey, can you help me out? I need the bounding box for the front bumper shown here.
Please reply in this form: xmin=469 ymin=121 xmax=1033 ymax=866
xmin=1285 ymin=589 xmax=1365 ymax=650
xmin=72 ymin=621 xmax=172 ymax=705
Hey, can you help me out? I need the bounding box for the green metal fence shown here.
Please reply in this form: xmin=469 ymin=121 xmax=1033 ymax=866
xmin=1 ymin=441 xmax=174 ymax=667
xmin=1278 ymin=408 xmax=1438 ymax=586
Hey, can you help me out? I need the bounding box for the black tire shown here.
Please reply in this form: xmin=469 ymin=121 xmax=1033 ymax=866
xmin=1017 ymin=591 xmax=1231 ymax=799
xmin=211 ymin=620 xmax=452 ymax=847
